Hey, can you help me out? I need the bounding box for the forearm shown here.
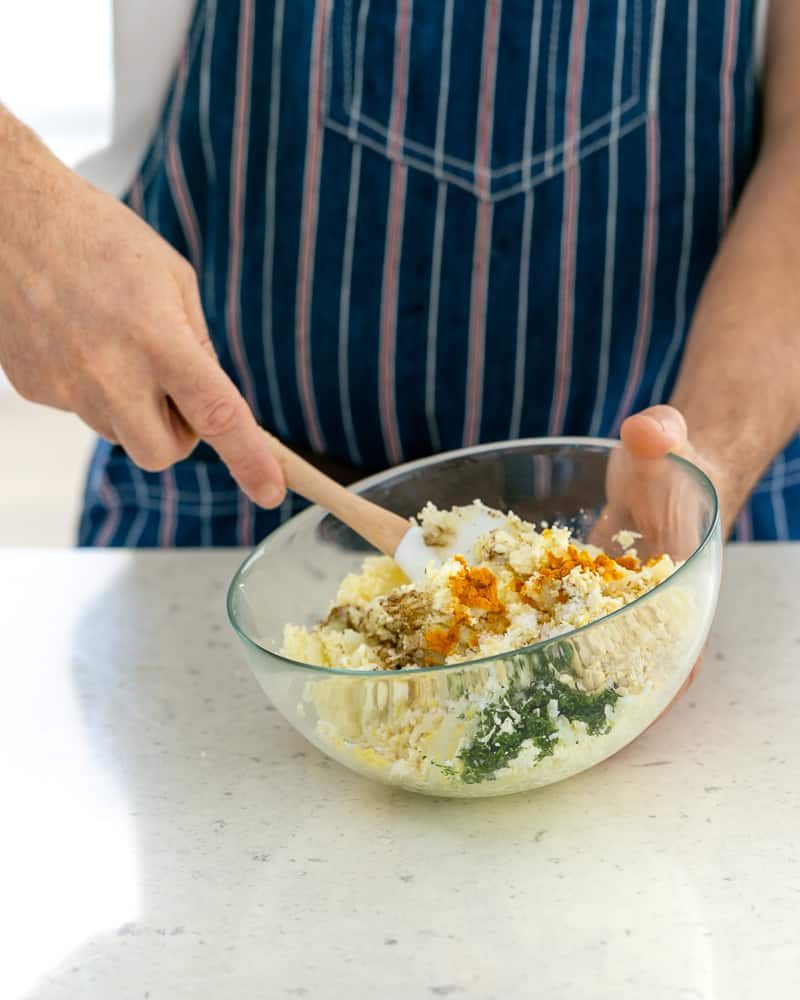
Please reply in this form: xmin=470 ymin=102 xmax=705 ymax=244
xmin=0 ymin=100 xmax=35 ymax=149
xmin=0 ymin=101 xmax=66 ymax=191
xmin=670 ymin=125 xmax=800 ymax=528
xmin=0 ymin=102 xmax=79 ymax=283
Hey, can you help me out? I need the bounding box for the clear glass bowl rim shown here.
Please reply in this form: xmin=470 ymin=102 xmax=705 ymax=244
xmin=226 ymin=436 xmax=720 ymax=678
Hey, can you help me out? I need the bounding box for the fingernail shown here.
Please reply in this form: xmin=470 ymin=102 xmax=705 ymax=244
xmin=260 ymin=484 xmax=285 ymax=508
xmin=664 ymin=422 xmax=686 ymax=449
xmin=646 ymin=413 xmax=679 ymax=445
xmin=659 ymin=422 xmax=681 ymax=445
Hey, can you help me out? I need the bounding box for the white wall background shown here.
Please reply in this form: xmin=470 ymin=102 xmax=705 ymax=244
xmin=0 ymin=0 xmax=113 ymax=397
xmin=0 ymin=1 xmax=114 ymax=543
xmin=0 ymin=0 xmax=113 ymax=166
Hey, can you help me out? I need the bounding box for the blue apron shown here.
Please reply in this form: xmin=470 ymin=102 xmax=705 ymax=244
xmin=80 ymin=0 xmax=799 ymax=545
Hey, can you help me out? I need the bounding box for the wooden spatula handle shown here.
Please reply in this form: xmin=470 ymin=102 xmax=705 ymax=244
xmin=264 ymin=432 xmax=409 ymax=557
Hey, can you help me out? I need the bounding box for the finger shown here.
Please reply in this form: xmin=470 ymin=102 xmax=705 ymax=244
xmin=75 ymin=407 xmax=118 ymax=445
xmin=620 ymin=405 xmax=689 ymax=459
xmin=587 ymin=502 xmax=630 ymax=551
xmin=172 ymin=266 xmax=284 ymax=501
xmin=164 ymin=395 xmax=200 ymax=449
xmin=178 ymin=266 xmax=219 ymax=361
xmin=162 ymin=346 xmax=287 ymax=508
xmin=111 ymin=392 xmax=198 ymax=472
xmin=69 ymin=380 xmax=120 ymax=443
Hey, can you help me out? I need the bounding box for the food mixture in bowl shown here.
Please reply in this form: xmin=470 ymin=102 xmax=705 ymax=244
xmin=281 ymin=503 xmax=697 ymax=795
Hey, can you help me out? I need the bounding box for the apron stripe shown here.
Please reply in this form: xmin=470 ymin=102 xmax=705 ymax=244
xmin=510 ymin=191 xmax=534 ymax=440
xmin=378 ymin=157 xmax=406 ymax=465
xmin=424 ymin=0 xmax=454 ymax=454
xmin=474 ymin=1 xmax=502 ymax=204
xmin=227 ymin=0 xmax=258 ymax=546
xmin=338 ymin=0 xmax=373 ymax=464
xmin=651 ymin=0 xmax=698 ymax=407
xmin=425 ymin=182 xmax=447 ymax=454
xmin=124 ymin=509 xmax=149 ymax=548
xmin=166 ymin=49 xmax=202 ymax=273
xmin=199 ymin=0 xmax=218 ymax=193
xmin=589 ymin=0 xmax=628 ymax=435
xmin=770 ymin=454 xmax=790 ymax=541
xmin=612 ymin=114 xmax=660 ymax=432
xmin=123 ymin=467 xmax=150 ymax=546
xmin=199 ymin=0 xmax=218 ymax=322
xmin=549 ymin=0 xmax=588 ymax=436
xmin=124 ymin=466 xmax=151 ymax=546
xmin=719 ymin=0 xmax=741 ymax=231
xmin=278 ymin=492 xmax=294 ymax=525
xmin=463 ymin=0 xmax=502 ymax=447
xmin=295 ymin=0 xmax=330 ymax=454
xmin=241 ymin=498 xmax=256 ymax=547
xmin=736 ymin=506 xmax=753 ymax=541
xmin=348 ymin=0 xmax=372 ymax=142
xmin=544 ymin=1 xmax=563 ymax=176
xmin=758 ymin=467 xmax=800 ymax=494
xmin=158 ymin=469 xmax=178 ymax=547
xmin=509 ymin=0 xmax=543 ymax=440
xmin=225 ymin=0 xmax=258 ymax=413
xmin=338 ymin=143 xmax=365 ymax=465
xmin=262 ymin=0 xmax=290 ymax=438
xmin=196 ymin=462 xmax=214 ymax=547
xmin=463 ymin=204 xmax=492 ymax=445
xmin=96 ymin=476 xmax=122 ymax=547
xmin=612 ymin=0 xmax=666 ymax=434
xmin=378 ymin=0 xmax=413 ymax=465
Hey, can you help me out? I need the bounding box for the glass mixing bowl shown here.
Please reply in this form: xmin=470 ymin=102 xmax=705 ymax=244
xmin=228 ymin=439 xmax=722 ymax=798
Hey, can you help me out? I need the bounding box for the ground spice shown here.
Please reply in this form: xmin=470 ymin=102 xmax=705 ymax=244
xmin=424 ymin=606 xmax=470 ymax=658
xmin=424 ymin=559 xmax=509 ymax=660
xmin=377 ymin=540 xmax=663 ymax=668
xmin=449 ymin=556 xmax=506 ymax=612
xmin=540 ymin=546 xmax=625 ymax=584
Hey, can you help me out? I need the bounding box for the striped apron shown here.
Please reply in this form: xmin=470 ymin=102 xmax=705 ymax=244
xmin=79 ymin=0 xmax=800 ymax=546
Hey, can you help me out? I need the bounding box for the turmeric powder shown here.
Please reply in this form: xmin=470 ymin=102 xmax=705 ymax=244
xmin=449 ymin=556 xmax=505 ymax=612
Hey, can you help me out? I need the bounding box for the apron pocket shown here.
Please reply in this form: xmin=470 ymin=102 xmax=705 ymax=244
xmin=324 ymin=0 xmax=660 ymax=202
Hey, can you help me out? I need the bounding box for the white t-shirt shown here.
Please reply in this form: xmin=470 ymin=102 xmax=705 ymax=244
xmin=79 ymin=0 xmax=194 ymax=196
xmin=79 ymin=0 xmax=770 ymax=198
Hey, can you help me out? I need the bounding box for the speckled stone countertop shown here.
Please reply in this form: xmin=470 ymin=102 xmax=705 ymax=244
xmin=3 ymin=547 xmax=799 ymax=1000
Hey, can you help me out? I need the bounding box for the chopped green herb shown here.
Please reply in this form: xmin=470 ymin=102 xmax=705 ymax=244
xmin=458 ymin=645 xmax=619 ymax=784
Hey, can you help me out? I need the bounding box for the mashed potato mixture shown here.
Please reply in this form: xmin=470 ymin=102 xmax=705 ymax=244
xmin=281 ymin=503 xmax=696 ymax=796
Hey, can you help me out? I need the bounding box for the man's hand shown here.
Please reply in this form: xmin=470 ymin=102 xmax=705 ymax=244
xmin=600 ymin=404 xmax=719 ymax=714
xmin=0 ymin=106 xmax=286 ymax=508
xmin=594 ymin=404 xmax=724 ymax=562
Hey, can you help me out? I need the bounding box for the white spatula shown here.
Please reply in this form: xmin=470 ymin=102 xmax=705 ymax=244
xmin=265 ymin=432 xmax=502 ymax=580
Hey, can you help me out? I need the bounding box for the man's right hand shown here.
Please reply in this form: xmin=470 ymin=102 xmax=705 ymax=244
xmin=0 ymin=107 xmax=286 ymax=508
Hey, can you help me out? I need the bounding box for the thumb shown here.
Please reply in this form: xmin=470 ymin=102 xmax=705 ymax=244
xmin=161 ymin=340 xmax=287 ymax=508
xmin=620 ymin=404 xmax=689 ymax=459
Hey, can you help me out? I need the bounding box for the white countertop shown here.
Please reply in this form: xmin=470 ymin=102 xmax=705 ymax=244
xmin=2 ymin=546 xmax=799 ymax=1000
